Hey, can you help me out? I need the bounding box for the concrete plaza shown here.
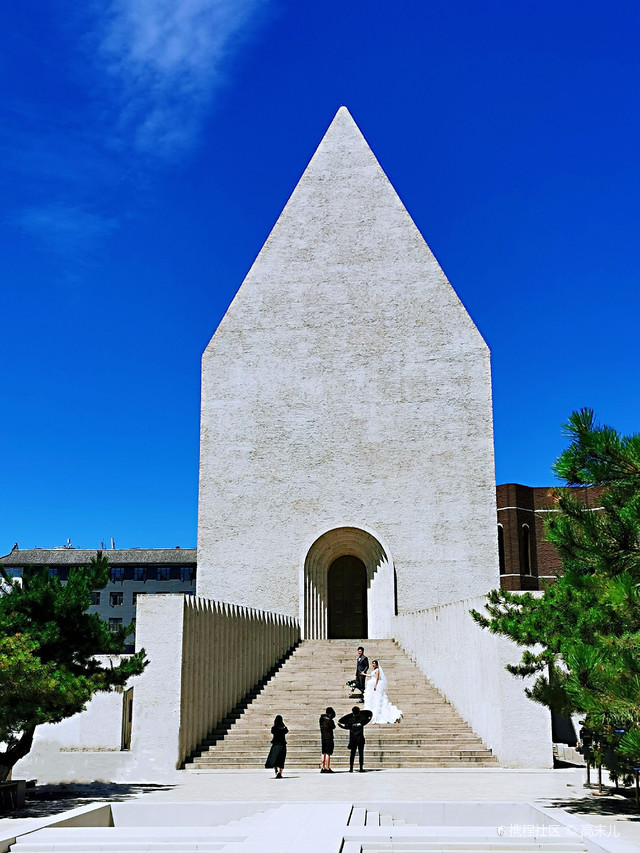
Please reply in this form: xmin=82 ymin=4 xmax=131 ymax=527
xmin=152 ymin=768 xmax=640 ymax=846
xmin=3 ymin=767 xmax=640 ymax=851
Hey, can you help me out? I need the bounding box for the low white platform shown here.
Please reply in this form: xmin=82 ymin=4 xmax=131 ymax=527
xmin=4 ymin=801 xmax=636 ymax=853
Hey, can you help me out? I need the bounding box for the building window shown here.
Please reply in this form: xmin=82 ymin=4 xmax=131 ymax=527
xmin=497 ymin=524 xmax=505 ymax=575
xmin=108 ymin=618 xmax=123 ymax=633
xmin=109 ymin=591 xmax=124 ymax=606
xmin=90 ymin=591 xmax=101 ymax=606
xmin=156 ymin=567 xmax=170 ymax=581
xmin=48 ymin=567 xmax=58 ymax=577
xmin=110 ymin=568 xmax=125 ymax=583
xmin=522 ymin=524 xmax=531 ymax=575
xmin=180 ymin=567 xmax=193 ymax=583
xmin=132 ymin=591 xmax=145 ymax=605
xmin=133 ymin=567 xmax=146 ymax=582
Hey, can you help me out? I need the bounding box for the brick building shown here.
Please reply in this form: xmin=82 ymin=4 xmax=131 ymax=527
xmin=496 ymin=483 xmax=602 ymax=591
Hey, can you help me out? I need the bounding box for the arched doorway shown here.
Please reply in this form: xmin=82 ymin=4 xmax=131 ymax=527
xmin=302 ymin=526 xmax=395 ymax=639
xmin=328 ymin=555 xmax=367 ymax=638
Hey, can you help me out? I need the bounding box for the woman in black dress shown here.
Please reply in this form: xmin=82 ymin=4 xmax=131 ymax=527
xmin=319 ymin=707 xmax=336 ymax=773
xmin=265 ymin=714 xmax=288 ymax=778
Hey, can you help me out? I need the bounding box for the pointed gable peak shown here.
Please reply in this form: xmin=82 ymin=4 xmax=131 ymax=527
xmin=306 ymin=105 xmax=380 ymax=175
xmin=205 ymin=105 xmax=486 ymax=355
xmin=327 ymin=105 xmax=361 ymax=132
xmin=268 ymin=104 xmax=402 ymax=244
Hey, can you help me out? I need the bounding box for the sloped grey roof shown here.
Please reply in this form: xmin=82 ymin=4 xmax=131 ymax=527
xmin=0 ymin=548 xmax=196 ymax=567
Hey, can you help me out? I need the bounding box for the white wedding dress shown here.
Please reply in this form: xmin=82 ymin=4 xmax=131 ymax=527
xmin=363 ymin=665 xmax=402 ymax=724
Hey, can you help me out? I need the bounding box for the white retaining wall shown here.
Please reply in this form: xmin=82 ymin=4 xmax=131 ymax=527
xmin=132 ymin=594 xmax=300 ymax=775
xmin=391 ymin=597 xmax=553 ymax=768
xmin=14 ymin=596 xmax=299 ymax=783
xmin=13 ymin=657 xmax=142 ymax=783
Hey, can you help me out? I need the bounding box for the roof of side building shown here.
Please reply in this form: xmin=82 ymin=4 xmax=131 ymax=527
xmin=0 ymin=547 xmax=197 ymax=567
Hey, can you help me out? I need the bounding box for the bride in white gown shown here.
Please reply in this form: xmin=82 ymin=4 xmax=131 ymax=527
xmin=363 ymin=660 xmax=402 ymax=724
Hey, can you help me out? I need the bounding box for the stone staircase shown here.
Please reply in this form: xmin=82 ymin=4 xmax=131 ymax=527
xmin=185 ymin=639 xmax=497 ymax=769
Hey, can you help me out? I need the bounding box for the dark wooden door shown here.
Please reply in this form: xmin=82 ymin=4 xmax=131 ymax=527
xmin=328 ymin=555 xmax=367 ymax=639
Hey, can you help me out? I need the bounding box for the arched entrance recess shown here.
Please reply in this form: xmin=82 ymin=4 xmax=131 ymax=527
xmin=302 ymin=527 xmax=395 ymax=639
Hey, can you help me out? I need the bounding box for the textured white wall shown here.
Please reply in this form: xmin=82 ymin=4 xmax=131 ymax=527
xmin=130 ymin=595 xmax=186 ymax=775
xmin=26 ymin=689 xmax=123 ymax=750
xmin=198 ymin=107 xmax=499 ymax=623
xmin=13 ymin=657 xmax=141 ymax=783
xmin=392 ymin=598 xmax=553 ymax=768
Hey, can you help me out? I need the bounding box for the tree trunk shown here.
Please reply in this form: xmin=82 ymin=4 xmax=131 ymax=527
xmin=0 ymin=726 xmax=36 ymax=782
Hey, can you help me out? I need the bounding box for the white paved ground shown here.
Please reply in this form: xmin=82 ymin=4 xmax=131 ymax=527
xmin=145 ymin=768 xmax=640 ymax=848
xmin=2 ymin=768 xmax=640 ymax=851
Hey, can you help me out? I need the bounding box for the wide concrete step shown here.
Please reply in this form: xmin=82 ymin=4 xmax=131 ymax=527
xmin=192 ymin=759 xmax=497 ymax=765
xmin=10 ymin=824 xmax=587 ymax=853
xmin=260 ymin=684 xmax=439 ymax=691
xmin=9 ymin=826 xmax=248 ymax=852
xmin=12 ymin=844 xmax=229 ymax=851
xmin=199 ymin=729 xmax=486 ymax=752
xmin=203 ymin=733 xmax=483 ymax=743
xmin=209 ymin=723 xmax=472 ymax=732
xmin=193 ymin=748 xmax=493 ymax=769
xmin=256 ymin=689 xmax=447 ymax=697
xmin=254 ymin=702 xmax=446 ymax=709
xmin=195 ymin=748 xmax=495 ymax=755
xmin=194 ymin=747 xmax=495 ymax=757
xmin=341 ymin=845 xmax=586 ymax=853
xmin=232 ymin=715 xmax=463 ymax=724
xmin=200 ymin=746 xmax=491 ymax=757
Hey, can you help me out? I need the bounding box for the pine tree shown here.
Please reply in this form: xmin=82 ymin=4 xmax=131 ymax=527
xmin=0 ymin=552 xmax=147 ymax=781
xmin=471 ymin=409 xmax=640 ymax=772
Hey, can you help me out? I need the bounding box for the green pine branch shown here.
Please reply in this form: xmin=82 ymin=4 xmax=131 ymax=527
xmin=471 ymin=410 xmax=640 ymax=782
xmin=0 ymin=552 xmax=148 ymax=780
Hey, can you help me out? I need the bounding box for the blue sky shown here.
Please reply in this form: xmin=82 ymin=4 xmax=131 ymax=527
xmin=1 ymin=1 xmax=639 ymax=550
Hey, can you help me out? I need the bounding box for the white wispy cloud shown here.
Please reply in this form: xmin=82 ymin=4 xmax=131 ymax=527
xmin=95 ymin=0 xmax=271 ymax=158
xmin=5 ymin=1 xmax=271 ymax=274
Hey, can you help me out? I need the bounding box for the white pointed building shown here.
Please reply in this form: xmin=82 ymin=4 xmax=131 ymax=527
xmin=198 ymin=107 xmax=499 ymax=639
xmin=13 ymin=109 xmax=553 ymax=783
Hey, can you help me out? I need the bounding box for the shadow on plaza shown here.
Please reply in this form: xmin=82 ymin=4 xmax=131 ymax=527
xmin=12 ymin=782 xmax=175 ymax=819
xmin=270 ymin=768 xmax=384 ymax=779
xmin=545 ymin=794 xmax=640 ymax=821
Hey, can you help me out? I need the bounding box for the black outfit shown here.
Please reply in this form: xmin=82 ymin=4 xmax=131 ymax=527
xmin=265 ymin=722 xmax=288 ymax=769
xmin=348 ymin=718 xmax=365 ymax=771
xmin=355 ymin=654 xmax=369 ymax=695
xmin=319 ymin=713 xmax=336 ymax=755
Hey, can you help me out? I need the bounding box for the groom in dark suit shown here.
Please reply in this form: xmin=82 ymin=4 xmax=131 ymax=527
xmin=355 ymin=646 xmax=369 ymax=701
